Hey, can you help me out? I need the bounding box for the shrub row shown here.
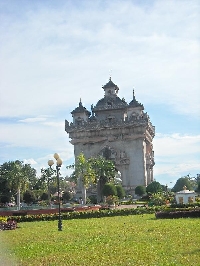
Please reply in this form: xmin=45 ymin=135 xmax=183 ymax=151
xmin=170 ymin=202 xmax=200 ymax=208
xmin=2 ymin=206 xmax=199 ymax=223
xmin=3 ymin=207 xmax=158 ymax=223
xmin=155 ymin=208 xmax=200 ymax=219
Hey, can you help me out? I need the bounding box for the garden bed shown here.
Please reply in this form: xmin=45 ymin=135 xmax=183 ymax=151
xmin=0 ymin=205 xmax=101 ymax=217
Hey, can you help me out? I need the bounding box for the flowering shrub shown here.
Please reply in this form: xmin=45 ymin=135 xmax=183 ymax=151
xmin=0 ymin=216 xmax=7 ymax=223
xmin=0 ymin=217 xmax=17 ymax=230
xmin=106 ymin=195 xmax=119 ymax=205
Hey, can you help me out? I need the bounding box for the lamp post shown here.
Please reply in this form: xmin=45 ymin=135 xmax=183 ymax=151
xmin=48 ymin=153 xmax=63 ymax=231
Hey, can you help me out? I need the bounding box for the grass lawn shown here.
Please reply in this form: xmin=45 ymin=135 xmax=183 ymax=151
xmin=1 ymin=214 xmax=200 ymax=266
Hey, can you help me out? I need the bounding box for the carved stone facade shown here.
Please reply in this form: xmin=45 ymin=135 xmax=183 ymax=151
xmin=65 ymin=78 xmax=155 ymax=193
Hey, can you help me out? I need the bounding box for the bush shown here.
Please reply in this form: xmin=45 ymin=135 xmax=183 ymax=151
xmin=62 ymin=191 xmax=73 ymax=202
xmin=0 ymin=218 xmax=17 ymax=230
xmin=40 ymin=192 xmax=48 ymax=201
xmin=172 ymin=177 xmax=192 ymax=192
xmin=135 ymin=185 xmax=146 ymax=196
xmin=7 ymin=206 xmax=160 ymax=223
xmin=102 ymin=183 xmax=117 ymax=197
xmin=156 ymin=209 xmax=200 ymax=219
xmin=170 ymin=202 xmax=200 ymax=208
xmin=23 ymin=190 xmax=37 ymax=204
xmin=146 ymin=181 xmax=163 ymax=194
xmin=116 ymin=185 xmax=125 ymax=199
xmin=88 ymin=195 xmax=97 ymax=204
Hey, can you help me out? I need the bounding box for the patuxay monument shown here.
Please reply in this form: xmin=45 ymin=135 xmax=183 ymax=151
xmin=65 ymin=78 xmax=155 ymax=194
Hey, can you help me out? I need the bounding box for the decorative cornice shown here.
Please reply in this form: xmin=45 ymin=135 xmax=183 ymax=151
xmin=65 ymin=116 xmax=155 ymax=138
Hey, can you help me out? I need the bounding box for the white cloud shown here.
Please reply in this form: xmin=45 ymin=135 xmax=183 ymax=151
xmin=0 ymin=0 xmax=199 ymax=118
xmin=154 ymin=133 xmax=200 ymax=181
xmin=23 ymin=158 xmax=38 ymax=165
xmin=0 ymin=118 xmax=70 ymax=151
xmin=19 ymin=116 xmax=50 ymax=123
xmin=0 ymin=0 xmax=199 ymax=182
xmin=154 ymin=133 xmax=200 ymax=157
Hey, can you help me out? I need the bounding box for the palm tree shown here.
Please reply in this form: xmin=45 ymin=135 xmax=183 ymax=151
xmin=67 ymin=153 xmax=96 ymax=204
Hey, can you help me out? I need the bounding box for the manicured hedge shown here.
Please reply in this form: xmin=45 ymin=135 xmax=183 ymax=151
xmin=170 ymin=202 xmax=200 ymax=208
xmin=3 ymin=207 xmax=158 ymax=223
xmin=155 ymin=208 xmax=200 ymax=219
xmin=2 ymin=206 xmax=199 ymax=223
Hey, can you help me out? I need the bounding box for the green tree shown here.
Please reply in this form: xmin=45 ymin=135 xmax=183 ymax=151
xmin=135 ymin=185 xmax=146 ymax=196
xmin=116 ymin=184 xmax=125 ymax=199
xmin=40 ymin=192 xmax=48 ymax=201
xmin=88 ymin=156 xmax=116 ymax=202
xmin=0 ymin=160 xmax=37 ymax=208
xmin=146 ymin=181 xmax=162 ymax=194
xmin=67 ymin=153 xmax=96 ymax=204
xmin=62 ymin=191 xmax=73 ymax=202
xmin=40 ymin=167 xmax=56 ymax=204
xmin=196 ymin=181 xmax=200 ymax=193
xmin=172 ymin=177 xmax=192 ymax=192
xmin=187 ymin=174 xmax=200 ymax=190
xmin=23 ymin=190 xmax=36 ymax=204
xmin=102 ymin=183 xmax=117 ymax=197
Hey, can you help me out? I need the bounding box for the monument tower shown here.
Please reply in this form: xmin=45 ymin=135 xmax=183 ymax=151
xmin=65 ymin=78 xmax=155 ymax=193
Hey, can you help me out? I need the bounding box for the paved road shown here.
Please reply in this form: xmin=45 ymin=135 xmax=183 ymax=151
xmin=116 ymin=204 xmax=144 ymax=209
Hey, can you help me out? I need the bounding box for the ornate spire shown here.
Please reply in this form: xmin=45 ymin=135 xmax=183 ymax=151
xmin=79 ymin=98 xmax=82 ymax=107
xmin=129 ymin=90 xmax=144 ymax=109
xmin=71 ymin=99 xmax=91 ymax=116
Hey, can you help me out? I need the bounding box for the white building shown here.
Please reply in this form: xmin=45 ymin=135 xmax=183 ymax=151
xmin=175 ymin=186 xmax=197 ymax=204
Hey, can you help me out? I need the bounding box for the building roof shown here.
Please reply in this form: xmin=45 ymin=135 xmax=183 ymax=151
xmin=102 ymin=77 xmax=119 ymax=90
xmin=94 ymin=96 xmax=127 ymax=110
xmin=71 ymin=100 xmax=91 ymax=116
xmin=128 ymin=90 xmax=144 ymax=108
xmin=176 ymin=190 xmax=196 ymax=194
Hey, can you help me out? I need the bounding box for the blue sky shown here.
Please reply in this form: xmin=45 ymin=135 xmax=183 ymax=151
xmin=0 ymin=0 xmax=199 ymax=187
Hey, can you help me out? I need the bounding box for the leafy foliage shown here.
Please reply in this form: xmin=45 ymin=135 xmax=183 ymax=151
xmin=116 ymin=184 xmax=125 ymax=199
xmin=67 ymin=153 xmax=96 ymax=187
xmin=67 ymin=153 xmax=96 ymax=204
xmin=23 ymin=190 xmax=37 ymax=204
xmin=0 ymin=160 xmax=37 ymax=204
xmin=146 ymin=181 xmax=163 ymax=194
xmin=67 ymin=154 xmax=116 ymax=203
xmin=88 ymin=156 xmax=116 ymax=202
xmin=102 ymin=183 xmax=117 ymax=197
xmin=40 ymin=192 xmax=48 ymax=201
xmin=172 ymin=176 xmax=193 ymax=192
xmin=62 ymin=191 xmax=73 ymax=202
xmin=135 ymin=185 xmax=146 ymax=196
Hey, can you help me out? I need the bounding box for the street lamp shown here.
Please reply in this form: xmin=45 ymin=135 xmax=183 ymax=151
xmin=48 ymin=153 xmax=63 ymax=231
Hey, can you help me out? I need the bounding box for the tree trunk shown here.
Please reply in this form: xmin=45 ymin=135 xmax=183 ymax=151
xmin=82 ymin=185 xmax=86 ymax=205
xmin=97 ymin=177 xmax=106 ymax=203
xmin=47 ymin=179 xmax=51 ymax=205
xmin=17 ymin=188 xmax=20 ymax=210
